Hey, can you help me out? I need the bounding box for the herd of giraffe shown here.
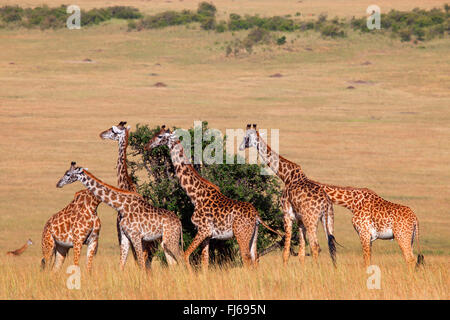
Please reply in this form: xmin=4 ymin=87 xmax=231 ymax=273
xmin=37 ymin=122 xmax=424 ymax=273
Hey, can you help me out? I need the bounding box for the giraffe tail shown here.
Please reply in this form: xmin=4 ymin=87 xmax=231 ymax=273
xmin=327 ymin=235 xmax=337 ymax=267
xmin=414 ymin=221 xmax=424 ymax=269
xmin=257 ymin=217 xmax=284 ymax=238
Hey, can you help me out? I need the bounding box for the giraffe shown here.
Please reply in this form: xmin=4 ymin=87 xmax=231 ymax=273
xmin=41 ymin=189 xmax=101 ymax=271
xmin=100 ymin=121 xmax=157 ymax=269
xmin=145 ymin=126 xmax=283 ymax=271
xmin=313 ymin=182 xmax=424 ymax=268
xmin=56 ymin=162 xmax=183 ymax=270
xmin=239 ymin=124 xmax=338 ymax=266
xmin=6 ymin=239 xmax=33 ymax=256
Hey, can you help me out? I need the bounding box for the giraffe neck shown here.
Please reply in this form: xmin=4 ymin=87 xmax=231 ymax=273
xmin=256 ymin=134 xmax=304 ymax=183
xmin=79 ymin=170 xmax=131 ymax=213
xmin=169 ymin=141 xmax=219 ymax=205
xmin=117 ymin=130 xmax=137 ymax=192
xmin=74 ymin=189 xmax=101 ymax=211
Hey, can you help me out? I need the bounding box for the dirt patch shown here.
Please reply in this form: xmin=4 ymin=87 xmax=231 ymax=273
xmin=83 ymin=58 xmax=94 ymax=63
xmin=269 ymin=73 xmax=283 ymax=78
xmin=346 ymin=86 xmax=355 ymax=89
xmin=348 ymin=80 xmax=375 ymax=85
xmin=154 ymin=82 xmax=167 ymax=87
xmin=149 ymin=73 xmax=158 ymax=76
xmin=361 ymin=61 xmax=372 ymax=65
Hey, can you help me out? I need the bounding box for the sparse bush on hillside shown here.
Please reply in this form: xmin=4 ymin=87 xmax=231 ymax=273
xmin=0 ymin=4 xmax=142 ymax=29
xmin=226 ymin=27 xmax=274 ymax=56
xmin=1 ymin=3 xmax=448 ymax=43
xmin=128 ymin=121 xmax=284 ymax=266
xmin=351 ymin=6 xmax=449 ymax=42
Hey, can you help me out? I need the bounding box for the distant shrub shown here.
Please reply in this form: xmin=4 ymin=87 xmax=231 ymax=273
xmin=107 ymin=6 xmax=142 ymax=19
xmin=399 ymin=28 xmax=412 ymax=41
xmin=351 ymin=5 xmax=449 ymax=42
xmin=197 ymin=2 xmax=217 ymax=17
xmin=215 ymin=20 xmax=227 ymax=32
xmin=276 ymin=35 xmax=286 ymax=45
xmin=0 ymin=5 xmax=23 ymax=23
xmin=0 ymin=5 xmax=142 ymax=29
xmin=320 ymin=23 xmax=346 ymax=38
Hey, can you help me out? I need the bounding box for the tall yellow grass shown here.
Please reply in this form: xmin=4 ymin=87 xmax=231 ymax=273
xmin=1 ymin=253 xmax=448 ymax=299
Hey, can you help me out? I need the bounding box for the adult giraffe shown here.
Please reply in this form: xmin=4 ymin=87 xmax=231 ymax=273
xmin=56 ymin=162 xmax=183 ymax=270
xmin=240 ymin=124 xmax=338 ymax=266
xmin=145 ymin=126 xmax=283 ymax=271
xmin=99 ymin=121 xmax=157 ymax=269
xmin=314 ymin=182 xmax=424 ymax=268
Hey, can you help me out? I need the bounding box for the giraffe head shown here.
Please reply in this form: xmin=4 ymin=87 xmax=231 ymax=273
xmin=239 ymin=124 xmax=259 ymax=151
xmin=27 ymin=239 xmax=33 ymax=246
xmin=56 ymin=162 xmax=86 ymax=188
xmin=99 ymin=121 xmax=130 ymax=142
xmin=145 ymin=125 xmax=174 ymax=150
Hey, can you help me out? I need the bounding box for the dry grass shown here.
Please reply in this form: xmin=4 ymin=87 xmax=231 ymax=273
xmin=1 ymin=253 xmax=448 ymax=300
xmin=0 ymin=0 xmax=449 ymax=299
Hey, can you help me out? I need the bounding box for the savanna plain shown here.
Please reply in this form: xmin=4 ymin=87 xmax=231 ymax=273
xmin=0 ymin=0 xmax=449 ymax=299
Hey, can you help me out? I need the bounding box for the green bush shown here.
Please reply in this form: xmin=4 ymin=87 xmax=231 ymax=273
xmin=0 ymin=5 xmax=142 ymax=29
xmin=351 ymin=5 xmax=449 ymax=42
xmin=320 ymin=23 xmax=345 ymax=38
xmin=276 ymin=35 xmax=286 ymax=45
xmin=197 ymin=2 xmax=217 ymax=17
xmin=128 ymin=122 xmax=283 ymax=266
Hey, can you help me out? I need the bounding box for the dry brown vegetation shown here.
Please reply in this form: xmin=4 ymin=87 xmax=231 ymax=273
xmin=0 ymin=0 xmax=449 ymax=299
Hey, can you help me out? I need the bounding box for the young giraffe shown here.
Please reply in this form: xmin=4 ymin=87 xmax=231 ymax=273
xmin=41 ymin=189 xmax=101 ymax=271
xmin=145 ymin=126 xmax=283 ymax=271
xmin=6 ymin=239 xmax=33 ymax=256
xmin=240 ymin=124 xmax=338 ymax=266
xmin=313 ymin=182 xmax=424 ymax=268
xmin=56 ymin=162 xmax=183 ymax=270
xmin=100 ymin=121 xmax=157 ymax=269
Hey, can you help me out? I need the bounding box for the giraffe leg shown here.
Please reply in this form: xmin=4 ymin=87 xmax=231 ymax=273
xmin=119 ymin=229 xmax=131 ymax=271
xmin=200 ymin=238 xmax=210 ymax=271
xmin=305 ymin=222 xmax=320 ymax=263
xmin=53 ymin=245 xmax=69 ymax=272
xmin=282 ymin=214 xmax=293 ymax=266
xmin=359 ymin=231 xmax=372 ymax=268
xmin=41 ymin=229 xmax=55 ymax=270
xmin=72 ymin=240 xmax=82 ymax=268
xmin=86 ymin=221 xmax=100 ymax=272
xmin=298 ymin=222 xmax=307 ymax=264
xmin=234 ymin=219 xmax=255 ymax=268
xmin=184 ymin=231 xmax=210 ymax=272
xmin=86 ymin=238 xmax=98 ymax=273
xmin=161 ymin=222 xmax=183 ymax=266
xmin=129 ymin=236 xmax=146 ymax=270
xmin=394 ymin=226 xmax=415 ymax=269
